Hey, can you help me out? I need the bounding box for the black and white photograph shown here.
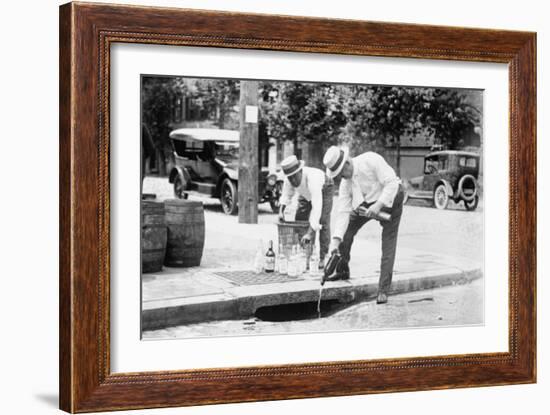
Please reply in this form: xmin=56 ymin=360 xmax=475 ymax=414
xmin=140 ymin=75 xmax=484 ymax=340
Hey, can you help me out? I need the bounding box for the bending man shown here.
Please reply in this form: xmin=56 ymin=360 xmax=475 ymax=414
xmin=323 ymin=146 xmax=404 ymax=304
xmin=279 ymin=155 xmax=333 ymax=268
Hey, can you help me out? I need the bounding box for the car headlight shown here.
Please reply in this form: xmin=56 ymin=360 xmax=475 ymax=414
xmin=267 ymin=175 xmax=277 ymax=187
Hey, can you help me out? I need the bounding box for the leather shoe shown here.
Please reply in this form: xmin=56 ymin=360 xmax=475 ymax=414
xmin=376 ymin=292 xmax=388 ymax=304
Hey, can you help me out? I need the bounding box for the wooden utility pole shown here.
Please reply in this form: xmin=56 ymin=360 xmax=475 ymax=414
xmin=238 ymin=81 xmax=259 ymax=224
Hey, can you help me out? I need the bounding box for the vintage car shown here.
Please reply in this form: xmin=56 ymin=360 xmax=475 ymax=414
xmin=168 ymin=128 xmax=283 ymax=215
xmin=402 ymin=150 xmax=480 ymax=211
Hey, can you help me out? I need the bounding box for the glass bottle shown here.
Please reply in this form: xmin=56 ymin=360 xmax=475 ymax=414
xmin=254 ymin=239 xmax=264 ymax=274
xmin=264 ymin=240 xmax=276 ymax=273
xmin=278 ymin=242 xmax=288 ymax=275
xmin=299 ymin=244 xmax=307 ymax=274
xmin=288 ymin=245 xmax=297 ymax=278
xmin=309 ymin=245 xmax=320 ymax=277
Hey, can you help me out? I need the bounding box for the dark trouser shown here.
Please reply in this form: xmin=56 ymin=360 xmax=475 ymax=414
xmin=339 ymin=185 xmax=404 ymax=294
xmin=295 ymin=182 xmax=334 ymax=260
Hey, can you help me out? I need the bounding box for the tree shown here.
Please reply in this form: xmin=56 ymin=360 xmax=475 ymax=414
xmin=180 ymin=79 xmax=240 ymax=129
xmin=260 ymin=82 xmax=346 ymax=166
xmin=359 ymin=86 xmax=434 ymax=176
xmin=339 ymin=86 xmax=387 ymax=156
xmin=423 ymin=88 xmax=482 ymax=149
xmin=346 ymin=86 xmax=481 ymax=176
xmin=141 ymin=76 xmax=183 ymax=149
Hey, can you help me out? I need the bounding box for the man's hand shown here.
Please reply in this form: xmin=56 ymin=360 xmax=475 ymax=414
xmin=301 ymin=231 xmax=313 ymax=246
xmin=357 ymin=201 xmax=384 ymax=219
xmin=329 ymin=237 xmax=341 ymax=254
xmin=278 ymin=206 xmax=286 ymax=222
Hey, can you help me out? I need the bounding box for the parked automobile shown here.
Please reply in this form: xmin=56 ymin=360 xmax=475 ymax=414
xmin=402 ymin=150 xmax=480 ymax=210
xmin=168 ymin=128 xmax=283 ymax=215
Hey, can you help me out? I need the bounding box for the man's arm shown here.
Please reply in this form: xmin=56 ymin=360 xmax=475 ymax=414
xmin=278 ymin=178 xmax=295 ymax=220
xmin=306 ymin=173 xmax=324 ymax=232
xmin=279 ymin=178 xmax=295 ymax=207
xmin=331 ymin=178 xmax=353 ymax=250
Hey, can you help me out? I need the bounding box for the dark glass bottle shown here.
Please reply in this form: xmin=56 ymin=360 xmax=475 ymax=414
xmin=265 ymin=240 xmax=276 ymax=273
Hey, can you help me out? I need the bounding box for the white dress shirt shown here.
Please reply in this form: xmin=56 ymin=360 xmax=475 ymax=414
xmin=333 ymin=152 xmax=401 ymax=239
xmin=280 ymin=166 xmax=326 ymax=231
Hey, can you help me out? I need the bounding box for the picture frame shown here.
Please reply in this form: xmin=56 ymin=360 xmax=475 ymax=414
xmin=59 ymin=2 xmax=536 ymax=412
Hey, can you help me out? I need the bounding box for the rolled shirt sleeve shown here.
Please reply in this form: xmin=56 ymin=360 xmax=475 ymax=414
xmin=333 ymin=178 xmax=353 ymax=240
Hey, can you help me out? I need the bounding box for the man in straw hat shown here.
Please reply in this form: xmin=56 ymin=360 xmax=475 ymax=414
xmin=323 ymin=146 xmax=405 ymax=304
xmin=279 ymin=155 xmax=334 ymax=268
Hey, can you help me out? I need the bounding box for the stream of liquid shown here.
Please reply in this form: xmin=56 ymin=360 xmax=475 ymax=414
xmin=317 ymin=285 xmax=324 ymax=318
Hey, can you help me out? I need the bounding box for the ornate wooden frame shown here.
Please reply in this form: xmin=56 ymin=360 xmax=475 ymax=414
xmin=59 ymin=2 xmax=536 ymax=412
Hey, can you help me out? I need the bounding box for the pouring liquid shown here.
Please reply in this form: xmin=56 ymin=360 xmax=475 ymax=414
xmin=317 ymin=285 xmax=324 ymax=319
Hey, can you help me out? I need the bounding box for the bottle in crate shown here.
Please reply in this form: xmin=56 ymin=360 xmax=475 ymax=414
xmin=309 ymin=246 xmax=320 ymax=276
xmin=288 ymin=245 xmax=298 ymax=278
xmin=278 ymin=242 xmax=288 ymax=275
xmin=284 ymin=204 xmax=297 ymax=222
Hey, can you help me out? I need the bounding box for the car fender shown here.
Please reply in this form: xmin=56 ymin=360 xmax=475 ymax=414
xmin=168 ymin=166 xmax=190 ymax=186
xmin=223 ymin=166 xmax=238 ymax=181
xmin=216 ymin=173 xmax=237 ymax=196
xmin=434 ymin=179 xmax=454 ymax=198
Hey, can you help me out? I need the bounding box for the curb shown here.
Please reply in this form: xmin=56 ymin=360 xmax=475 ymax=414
xmin=142 ymin=266 xmax=482 ymax=331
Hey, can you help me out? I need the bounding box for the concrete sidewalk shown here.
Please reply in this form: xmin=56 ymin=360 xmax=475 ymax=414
xmin=142 ymin=241 xmax=482 ymax=331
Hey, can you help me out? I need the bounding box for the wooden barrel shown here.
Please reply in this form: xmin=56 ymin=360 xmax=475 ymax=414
xmin=164 ymin=199 xmax=205 ymax=267
xmin=141 ymin=201 xmax=167 ymax=273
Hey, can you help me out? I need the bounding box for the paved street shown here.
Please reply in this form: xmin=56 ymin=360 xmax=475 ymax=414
xmin=141 ymin=176 xmax=484 ymax=337
xmin=143 ymin=176 xmax=484 ymax=266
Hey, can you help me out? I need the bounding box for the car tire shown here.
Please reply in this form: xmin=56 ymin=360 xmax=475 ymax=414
xmin=433 ymin=184 xmax=449 ymax=210
xmin=220 ymin=178 xmax=238 ymax=215
xmin=464 ymin=195 xmax=479 ymax=211
xmin=457 ymin=174 xmax=478 ymax=202
xmin=269 ymin=182 xmax=283 ymax=213
xmin=173 ymin=175 xmax=187 ymax=199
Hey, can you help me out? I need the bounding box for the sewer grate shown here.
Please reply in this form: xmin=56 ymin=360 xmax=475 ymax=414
xmin=213 ymin=270 xmax=304 ymax=286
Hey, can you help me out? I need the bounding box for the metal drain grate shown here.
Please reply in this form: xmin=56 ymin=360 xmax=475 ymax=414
xmin=214 ymin=270 xmax=304 ymax=286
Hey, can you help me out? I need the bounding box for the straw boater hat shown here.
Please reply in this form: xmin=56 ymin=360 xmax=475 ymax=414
xmin=323 ymin=146 xmax=349 ymax=179
xmin=280 ymin=155 xmax=305 ymax=178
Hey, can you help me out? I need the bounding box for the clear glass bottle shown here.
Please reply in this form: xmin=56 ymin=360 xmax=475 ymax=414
xmin=254 ymin=239 xmax=264 ymax=274
xmin=309 ymin=244 xmax=320 ymax=276
xmin=299 ymin=244 xmax=307 ymax=274
xmin=278 ymin=242 xmax=288 ymax=275
xmin=288 ymin=245 xmax=298 ymax=278
xmin=284 ymin=204 xmax=296 ymax=222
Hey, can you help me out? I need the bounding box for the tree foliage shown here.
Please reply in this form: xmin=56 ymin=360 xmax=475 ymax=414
xmin=423 ymin=89 xmax=482 ymax=149
xmin=176 ymin=78 xmax=240 ymax=129
xmin=142 ymin=76 xmax=481 ymax=176
xmin=260 ymin=82 xmax=346 ymax=147
xmin=141 ymin=76 xmax=182 ymax=149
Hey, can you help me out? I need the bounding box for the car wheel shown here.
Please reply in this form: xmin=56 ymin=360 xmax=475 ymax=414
xmin=464 ymin=195 xmax=479 ymax=211
xmin=269 ymin=182 xmax=283 ymax=213
xmin=433 ymin=184 xmax=449 ymax=210
xmin=457 ymin=174 xmax=478 ymax=202
xmin=173 ymin=175 xmax=186 ymax=199
xmin=220 ymin=178 xmax=238 ymax=215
